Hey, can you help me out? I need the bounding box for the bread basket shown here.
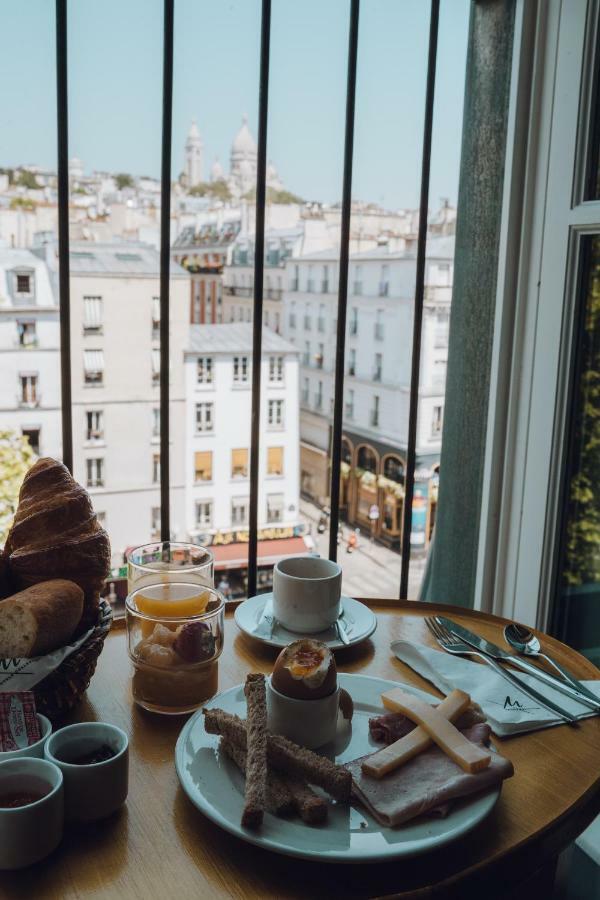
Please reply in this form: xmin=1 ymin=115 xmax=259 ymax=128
xmin=33 ymin=598 xmax=113 ymax=722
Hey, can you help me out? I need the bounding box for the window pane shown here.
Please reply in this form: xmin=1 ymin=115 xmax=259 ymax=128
xmin=231 ymin=448 xmax=249 ymax=478
xmin=194 ymin=450 xmax=213 ymax=483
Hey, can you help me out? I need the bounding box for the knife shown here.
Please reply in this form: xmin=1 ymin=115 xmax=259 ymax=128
xmin=437 ymin=617 xmax=600 ymax=713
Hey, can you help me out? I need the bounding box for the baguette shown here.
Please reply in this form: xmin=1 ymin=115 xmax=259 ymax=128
xmin=0 ymin=579 xmax=84 ymax=657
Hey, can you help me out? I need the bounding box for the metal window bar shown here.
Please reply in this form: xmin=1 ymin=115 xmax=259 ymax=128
xmin=159 ymin=0 xmax=174 ymax=542
xmin=399 ymin=0 xmax=440 ymax=599
xmin=247 ymin=0 xmax=272 ymax=599
xmin=328 ymin=0 xmax=360 ymax=562
xmin=56 ymin=0 xmax=73 ymax=473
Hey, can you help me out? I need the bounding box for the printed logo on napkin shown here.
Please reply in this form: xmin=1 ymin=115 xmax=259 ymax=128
xmin=0 ymin=691 xmax=41 ymax=751
xmin=0 ymin=626 xmax=95 ymax=693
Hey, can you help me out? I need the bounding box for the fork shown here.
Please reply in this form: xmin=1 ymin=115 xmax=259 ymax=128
xmin=424 ymin=617 xmax=579 ymax=726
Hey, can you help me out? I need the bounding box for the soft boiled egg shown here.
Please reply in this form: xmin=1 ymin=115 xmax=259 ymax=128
xmin=271 ymin=639 xmax=337 ymax=700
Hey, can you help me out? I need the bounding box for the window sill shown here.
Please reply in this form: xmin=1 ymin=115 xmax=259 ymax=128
xmin=83 ymin=439 xmax=106 ymax=449
xmin=83 ymin=382 xmax=104 ymax=389
xmin=266 ymin=473 xmax=284 ymax=479
xmin=231 ymin=476 xmax=249 ymax=482
xmin=195 ymin=430 xmax=215 ymax=436
xmin=232 ymin=382 xmax=251 ymax=389
xmin=267 ymin=425 xmax=285 ymax=432
xmin=194 ymin=480 xmax=214 ymax=487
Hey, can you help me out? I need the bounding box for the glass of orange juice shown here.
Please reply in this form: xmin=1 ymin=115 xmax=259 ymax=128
xmin=126 ymin=582 xmax=224 ymax=715
xmin=127 ymin=542 xmax=214 ymax=593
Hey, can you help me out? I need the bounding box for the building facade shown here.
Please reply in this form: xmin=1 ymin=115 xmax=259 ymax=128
xmin=283 ymin=236 xmax=453 ymax=549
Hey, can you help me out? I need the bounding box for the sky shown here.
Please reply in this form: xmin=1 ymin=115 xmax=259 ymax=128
xmin=0 ymin=0 xmax=470 ymax=211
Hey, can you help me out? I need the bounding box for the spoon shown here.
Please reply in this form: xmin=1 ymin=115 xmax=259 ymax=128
xmin=504 ymin=623 xmax=600 ymax=709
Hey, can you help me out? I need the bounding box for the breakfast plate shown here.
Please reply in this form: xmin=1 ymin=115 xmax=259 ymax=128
xmin=234 ymin=594 xmax=377 ymax=650
xmin=175 ymin=673 xmax=501 ymax=862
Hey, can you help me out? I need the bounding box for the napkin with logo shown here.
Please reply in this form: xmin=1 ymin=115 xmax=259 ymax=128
xmin=391 ymin=640 xmax=600 ymax=737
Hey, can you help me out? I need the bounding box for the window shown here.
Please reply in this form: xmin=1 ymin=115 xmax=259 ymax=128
xmin=371 ymin=395 xmax=380 ymax=427
xmin=268 ymin=399 xmax=284 ymax=428
xmin=86 ymin=458 xmax=104 ymax=488
xmin=375 ymin=310 xmax=384 ymax=340
xmin=322 ymin=266 xmax=329 ymax=293
xmin=83 ymin=296 xmax=103 ymax=334
xmin=291 ymin=265 xmax=299 ymax=291
xmin=264 ymin=309 xmax=270 ymax=327
xmin=274 ymin=311 xmax=280 ymax=334
xmin=374 ymin=352 xmax=383 ymax=381
xmin=345 ymin=389 xmax=355 ymax=420
xmin=432 ymin=360 xmax=447 ymax=390
xmin=86 ymin=410 xmax=104 ymax=441
xmin=152 ymin=296 xmax=160 ymax=337
xmin=231 ymin=448 xmax=249 ymax=479
xmin=19 ymin=374 xmax=38 ymax=406
xmin=289 ymin=301 xmax=296 ymax=328
xmin=231 ymin=497 xmax=249 ymax=527
xmin=317 ymin=304 xmax=326 ymax=332
xmin=266 ymin=493 xmax=285 ymax=523
xmin=233 ymin=356 xmax=249 ymax=383
xmin=152 ymin=453 xmax=160 ymax=484
xmin=152 ymin=349 xmax=160 ymax=385
xmin=302 ymin=377 xmax=309 ymax=405
xmin=267 ymin=446 xmax=284 ymax=476
xmin=84 ymin=350 xmax=104 ymax=385
xmin=315 ymin=380 xmax=323 ymax=410
xmin=197 ymin=356 xmax=213 ymax=384
xmin=151 ymin=506 xmax=160 ymax=538
xmin=316 ymin=343 xmax=324 ymax=369
xmin=194 ymin=450 xmax=213 ymax=482
xmin=152 ymin=407 xmax=160 ymax=437
xmin=353 ymin=266 xmax=362 ymax=295
xmin=246 ymin=308 xmax=251 ymax=322
xmin=307 ymin=266 xmax=314 ymax=292
xmin=17 ymin=321 xmax=36 ymax=347
xmin=16 ymin=273 xmax=31 ymax=294
xmin=304 ymin=306 xmax=312 ymax=330
xmin=195 ymin=500 xmax=213 ymax=529
xmin=21 ymin=428 xmax=40 ymax=455
xmin=348 ymin=348 xmax=356 ymax=376
xmin=434 ymin=310 xmax=450 ymax=349
xmin=303 ymin=341 xmax=310 ymax=366
xmin=350 ymin=307 xmax=358 ymax=335
xmin=269 ymin=356 xmax=284 ymax=383
xmin=196 ymin=402 xmax=214 ymax=433
xmin=379 ymin=265 xmax=389 ymax=296
xmin=432 ymin=405 xmax=443 ymax=436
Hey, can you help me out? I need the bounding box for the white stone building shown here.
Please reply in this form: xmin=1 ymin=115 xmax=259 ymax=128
xmin=184 ymin=324 xmax=301 ymax=579
xmin=184 ymin=120 xmax=204 ymax=188
xmin=283 ymin=235 xmax=453 ymax=549
xmin=0 ymin=248 xmax=62 ymax=458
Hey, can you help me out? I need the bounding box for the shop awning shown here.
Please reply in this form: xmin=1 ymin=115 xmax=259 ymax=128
xmin=211 ymin=536 xmax=309 ymax=570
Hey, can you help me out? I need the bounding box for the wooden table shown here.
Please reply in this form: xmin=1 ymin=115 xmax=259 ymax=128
xmin=3 ymin=601 xmax=600 ymax=900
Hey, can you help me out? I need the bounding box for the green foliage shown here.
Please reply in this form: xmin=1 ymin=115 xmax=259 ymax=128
xmin=15 ymin=170 xmax=40 ymax=190
xmin=115 ymin=173 xmax=134 ymax=190
xmin=188 ymin=180 xmax=232 ymax=201
xmin=9 ymin=197 xmax=36 ymax=211
xmin=563 ymin=238 xmax=600 ymax=586
xmin=0 ymin=167 xmax=14 ymax=184
xmin=243 ymin=186 xmax=304 ymax=204
xmin=0 ymin=431 xmax=35 ymax=548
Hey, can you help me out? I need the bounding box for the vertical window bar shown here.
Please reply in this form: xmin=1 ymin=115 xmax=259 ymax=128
xmin=328 ymin=0 xmax=360 ymax=562
xmin=55 ymin=0 xmax=73 ymax=473
xmin=159 ymin=0 xmax=174 ymax=541
xmin=399 ymin=0 xmax=440 ymax=599
xmin=247 ymin=0 xmax=272 ymax=599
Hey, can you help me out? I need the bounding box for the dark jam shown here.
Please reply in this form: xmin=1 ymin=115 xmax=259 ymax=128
xmin=70 ymin=744 xmax=116 ymax=765
xmin=0 ymin=789 xmax=49 ymax=808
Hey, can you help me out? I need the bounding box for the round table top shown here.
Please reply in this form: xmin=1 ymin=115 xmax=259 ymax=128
xmin=3 ymin=600 xmax=600 ymax=899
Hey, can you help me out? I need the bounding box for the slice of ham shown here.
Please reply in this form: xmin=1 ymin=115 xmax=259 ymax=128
xmin=369 ymin=704 xmax=486 ymax=744
xmin=346 ymin=724 xmax=513 ymax=828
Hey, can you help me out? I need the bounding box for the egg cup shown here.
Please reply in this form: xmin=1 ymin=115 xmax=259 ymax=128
xmin=266 ymin=676 xmax=341 ymax=749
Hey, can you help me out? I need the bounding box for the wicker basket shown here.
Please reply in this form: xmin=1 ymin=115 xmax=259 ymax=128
xmin=33 ymin=598 xmax=113 ymax=722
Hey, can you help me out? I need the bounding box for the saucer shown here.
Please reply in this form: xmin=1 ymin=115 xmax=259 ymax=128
xmin=234 ymin=594 xmax=377 ymax=650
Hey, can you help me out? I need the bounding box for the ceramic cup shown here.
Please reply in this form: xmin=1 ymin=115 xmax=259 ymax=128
xmin=272 ymin=556 xmax=342 ymax=633
xmin=0 ymin=757 xmax=64 ymax=869
xmin=0 ymin=714 xmax=52 ymax=761
xmin=266 ymin=677 xmax=340 ymax=749
xmin=44 ymin=722 xmax=128 ymax=824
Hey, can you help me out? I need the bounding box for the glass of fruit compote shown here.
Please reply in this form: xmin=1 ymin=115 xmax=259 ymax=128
xmin=125 ymin=582 xmax=224 ymax=715
xmin=127 ymin=542 xmax=214 ymax=594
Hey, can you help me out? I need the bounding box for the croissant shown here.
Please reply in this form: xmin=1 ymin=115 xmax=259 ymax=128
xmin=3 ymin=457 xmax=111 ymax=633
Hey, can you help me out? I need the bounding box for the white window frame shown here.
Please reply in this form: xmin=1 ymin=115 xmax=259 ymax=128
xmin=197 ymin=356 xmax=213 ymax=385
xmin=195 ymin=402 xmax=214 ymax=433
xmin=195 ymin=499 xmax=213 ymax=529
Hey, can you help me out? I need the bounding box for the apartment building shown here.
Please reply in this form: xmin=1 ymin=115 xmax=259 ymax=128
xmin=0 ymin=248 xmax=61 ymax=458
xmin=184 ymin=323 xmax=303 ymax=590
xmin=36 ymin=241 xmax=191 ymax=561
xmin=283 ymin=235 xmax=453 ymax=549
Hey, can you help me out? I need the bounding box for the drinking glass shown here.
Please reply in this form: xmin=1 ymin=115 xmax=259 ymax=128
xmin=127 ymin=542 xmax=214 ymax=592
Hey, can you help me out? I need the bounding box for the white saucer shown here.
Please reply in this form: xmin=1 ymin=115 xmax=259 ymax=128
xmin=234 ymin=593 xmax=377 ymax=650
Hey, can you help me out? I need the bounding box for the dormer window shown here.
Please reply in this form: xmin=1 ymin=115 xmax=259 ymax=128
xmin=16 ymin=274 xmax=31 ymax=294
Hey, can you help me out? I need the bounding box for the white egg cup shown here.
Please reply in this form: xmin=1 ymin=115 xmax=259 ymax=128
xmin=266 ymin=676 xmax=340 ymax=749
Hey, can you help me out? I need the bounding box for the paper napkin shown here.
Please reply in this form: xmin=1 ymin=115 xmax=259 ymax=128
xmin=391 ymin=640 xmax=600 ymax=737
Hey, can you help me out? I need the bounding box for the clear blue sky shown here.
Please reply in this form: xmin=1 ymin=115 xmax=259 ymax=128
xmin=0 ymin=0 xmax=469 ymax=210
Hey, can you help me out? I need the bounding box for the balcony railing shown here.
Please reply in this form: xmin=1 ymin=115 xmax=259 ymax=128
xmin=52 ymin=0 xmax=441 ymax=601
xmin=224 ymin=286 xmax=253 ymax=297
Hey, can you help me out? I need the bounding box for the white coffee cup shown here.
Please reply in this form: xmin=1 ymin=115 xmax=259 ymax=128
xmin=272 ymin=556 xmax=342 ymax=633
xmin=266 ymin=677 xmax=340 ymax=749
xmin=0 ymin=757 xmax=64 ymax=869
xmin=44 ymin=722 xmax=128 ymax=824
xmin=0 ymin=714 xmax=52 ymax=761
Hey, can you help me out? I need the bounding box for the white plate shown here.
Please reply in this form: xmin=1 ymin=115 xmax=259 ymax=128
xmin=234 ymin=593 xmax=377 ymax=650
xmin=175 ymin=673 xmax=501 ymax=863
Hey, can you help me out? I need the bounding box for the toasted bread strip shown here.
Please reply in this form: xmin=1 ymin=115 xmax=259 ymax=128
xmin=241 ymin=674 xmax=268 ymax=829
xmin=381 ymin=689 xmax=491 ymax=774
xmin=362 ymin=689 xmax=471 ymax=778
xmin=203 ymin=707 xmax=351 ymax=802
xmin=281 ymin=776 xmax=328 ymax=824
xmin=219 ymin=738 xmax=295 ymax=817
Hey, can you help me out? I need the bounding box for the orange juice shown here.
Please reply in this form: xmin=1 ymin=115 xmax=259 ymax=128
xmin=136 ymin=583 xmax=211 ymax=636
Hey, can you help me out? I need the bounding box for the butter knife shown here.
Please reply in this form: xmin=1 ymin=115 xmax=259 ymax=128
xmin=437 ymin=616 xmax=600 ymax=712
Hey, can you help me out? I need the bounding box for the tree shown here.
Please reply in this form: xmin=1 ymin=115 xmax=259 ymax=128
xmin=10 ymin=197 xmax=36 ymax=211
xmin=188 ymin=180 xmax=232 ymax=201
xmin=16 ymin=170 xmax=40 ymax=190
xmin=115 ymin=173 xmax=134 ymax=190
xmin=242 ymin=187 xmax=304 ymax=205
xmin=0 ymin=431 xmax=35 ymax=548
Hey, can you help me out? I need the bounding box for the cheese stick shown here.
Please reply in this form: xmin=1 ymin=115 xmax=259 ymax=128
xmin=362 ymin=689 xmax=471 ymax=778
xmin=381 ymin=689 xmax=491 ymax=774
